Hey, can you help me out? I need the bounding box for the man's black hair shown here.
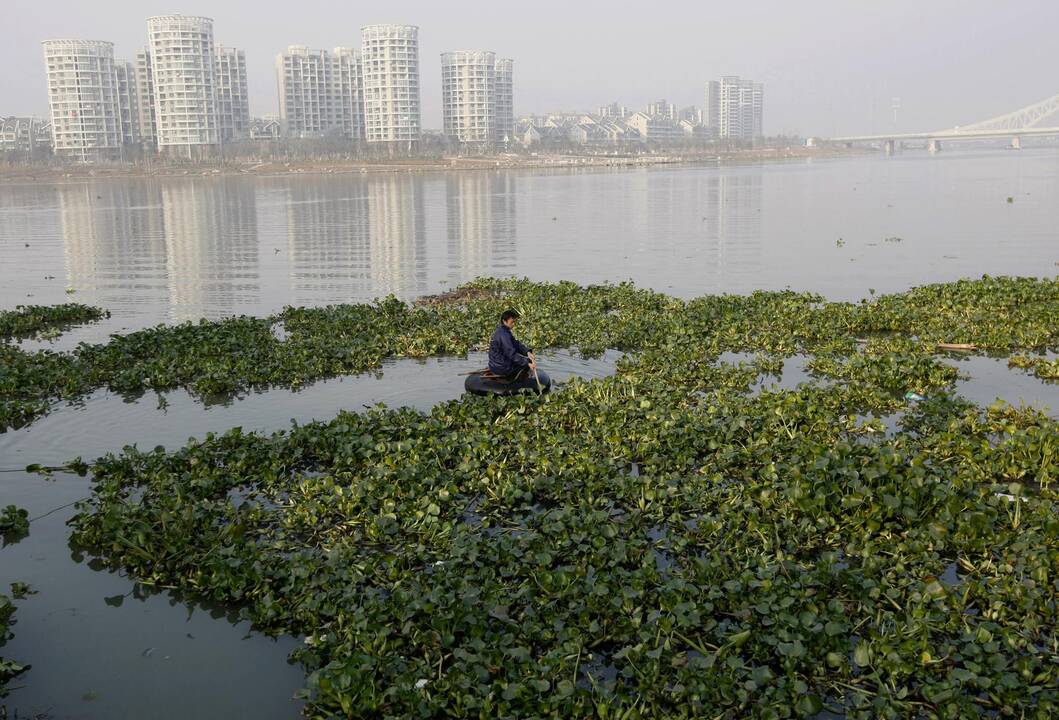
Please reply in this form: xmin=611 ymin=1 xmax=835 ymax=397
xmin=501 ymin=309 xmax=520 ymax=322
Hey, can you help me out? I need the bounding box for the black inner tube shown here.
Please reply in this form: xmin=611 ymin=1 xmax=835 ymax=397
xmin=464 ymin=370 xmax=552 ymax=396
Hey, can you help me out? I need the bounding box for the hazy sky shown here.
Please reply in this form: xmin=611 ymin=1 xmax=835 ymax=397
xmin=7 ymin=0 xmax=1058 ymax=136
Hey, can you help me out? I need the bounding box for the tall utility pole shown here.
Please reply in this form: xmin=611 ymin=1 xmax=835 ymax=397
xmin=891 ymin=97 xmax=901 ymax=130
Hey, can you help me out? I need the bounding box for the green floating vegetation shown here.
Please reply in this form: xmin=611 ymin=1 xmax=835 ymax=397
xmin=1009 ymin=355 xmax=1059 ymax=381
xmin=0 ymin=589 xmax=29 ymax=703
xmin=64 ymin=276 xmax=1059 ymax=719
xmin=0 ymin=506 xmax=28 ymax=546
xmin=0 ymin=303 xmax=108 ymax=341
xmin=2 ymin=276 xmax=1059 ymax=433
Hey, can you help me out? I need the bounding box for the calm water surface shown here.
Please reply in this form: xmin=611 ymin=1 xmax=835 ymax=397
xmin=1 ymin=149 xmax=1057 ymax=345
xmin=1 ymin=150 xmax=1058 ymax=718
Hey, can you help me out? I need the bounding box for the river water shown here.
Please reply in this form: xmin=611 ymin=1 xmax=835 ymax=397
xmin=1 ymin=149 xmax=1058 ymax=718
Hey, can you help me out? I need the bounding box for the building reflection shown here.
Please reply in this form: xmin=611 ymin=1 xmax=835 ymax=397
xmin=284 ymin=174 xmax=428 ymax=298
xmin=365 ymin=175 xmax=427 ymax=295
xmin=283 ymin=178 xmax=372 ymax=302
xmin=58 ymin=179 xmax=259 ymax=322
xmin=444 ymin=173 xmax=516 ymax=279
xmin=59 ymin=182 xmax=167 ymax=305
xmin=160 ymin=179 xmax=259 ymax=320
xmin=700 ymin=173 xmax=763 ymax=288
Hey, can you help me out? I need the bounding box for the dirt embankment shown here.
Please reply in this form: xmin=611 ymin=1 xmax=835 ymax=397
xmin=0 ymin=147 xmax=867 ymax=184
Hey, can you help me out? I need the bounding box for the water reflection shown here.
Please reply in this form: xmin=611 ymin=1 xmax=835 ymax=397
xmin=57 ymin=179 xmax=260 ymax=322
xmin=284 ymin=179 xmax=373 ymax=300
xmin=705 ymin=173 xmax=762 ymax=284
xmin=160 ymin=180 xmax=259 ymax=321
xmin=445 ymin=173 xmax=516 ymax=278
xmin=366 ymin=175 xmax=428 ymax=295
xmin=59 ymin=182 xmax=167 ymax=302
xmin=4 ymin=149 xmax=1058 ymax=334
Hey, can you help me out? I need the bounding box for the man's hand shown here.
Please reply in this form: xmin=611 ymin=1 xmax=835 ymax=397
xmin=528 ymin=352 xmax=535 ymax=362
xmin=528 ymin=360 xmax=537 ymax=372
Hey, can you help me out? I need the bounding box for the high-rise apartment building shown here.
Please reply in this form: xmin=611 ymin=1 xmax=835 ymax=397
xmin=704 ymin=76 xmax=763 ymax=140
xmin=215 ymin=46 xmax=250 ymax=142
xmin=361 ymin=24 xmax=420 ymax=150
xmin=277 ymin=46 xmax=332 ymax=137
xmin=494 ymin=58 xmax=514 ymax=144
xmin=133 ymin=48 xmax=157 ymax=148
xmin=114 ymin=60 xmax=141 ymax=146
xmin=277 ymin=46 xmax=363 ymax=142
xmin=441 ymin=51 xmax=496 ymax=146
xmin=334 ymin=47 xmax=365 ymax=144
xmin=147 ymin=15 xmax=219 ymax=156
xmin=42 ymin=40 xmax=123 ymax=161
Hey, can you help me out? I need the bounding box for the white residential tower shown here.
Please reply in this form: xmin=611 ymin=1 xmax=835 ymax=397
xmin=361 ymin=24 xmax=420 ymax=151
xmin=42 ymin=40 xmax=123 ymax=161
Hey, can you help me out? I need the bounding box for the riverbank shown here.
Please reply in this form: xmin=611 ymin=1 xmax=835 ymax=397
xmin=0 ymin=145 xmax=867 ymax=184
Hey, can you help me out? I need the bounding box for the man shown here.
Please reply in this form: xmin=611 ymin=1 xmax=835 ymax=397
xmin=488 ymin=309 xmax=536 ymax=380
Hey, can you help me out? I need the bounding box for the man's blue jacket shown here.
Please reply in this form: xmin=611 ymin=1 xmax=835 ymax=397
xmin=488 ymin=324 xmax=531 ymax=376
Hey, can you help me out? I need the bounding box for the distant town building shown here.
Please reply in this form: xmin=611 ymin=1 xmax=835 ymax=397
xmin=494 ymin=58 xmax=514 ymax=144
xmin=679 ymin=105 xmax=703 ymax=126
xmin=276 ymin=46 xmax=363 ymax=142
xmin=441 ymin=51 xmax=496 ymax=146
xmin=645 ymin=99 xmax=675 ymax=121
xmin=249 ymin=115 xmax=282 ymax=141
xmin=704 ymin=76 xmax=763 ymax=140
xmin=679 ymin=118 xmax=711 ymax=140
xmin=0 ymin=116 xmax=52 ymax=157
xmin=361 ymin=24 xmax=420 ymax=150
xmin=626 ymin=111 xmax=683 ymax=143
xmin=42 ymin=40 xmax=123 ymax=161
xmin=598 ymin=102 xmax=629 ymax=119
xmin=215 ymin=45 xmax=250 ymax=142
xmin=147 ymin=15 xmax=219 ymax=157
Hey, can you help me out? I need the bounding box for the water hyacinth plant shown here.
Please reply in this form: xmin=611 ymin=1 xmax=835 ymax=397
xmin=0 ymin=506 xmax=29 ymax=546
xmin=0 ymin=590 xmax=28 ymax=705
xmin=36 ymin=275 xmax=1057 ymax=718
xmin=0 ymin=303 xmax=107 ymax=341
xmin=2 ymin=275 xmax=1058 ymax=432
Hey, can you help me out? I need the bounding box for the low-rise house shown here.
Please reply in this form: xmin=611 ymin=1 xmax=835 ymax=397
xmin=249 ymin=116 xmax=282 ymax=141
xmin=0 ymin=116 xmax=52 ymax=157
xmin=625 ymin=112 xmax=683 ymax=143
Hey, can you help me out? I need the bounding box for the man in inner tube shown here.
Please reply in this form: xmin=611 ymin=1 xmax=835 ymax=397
xmin=488 ymin=309 xmax=536 ymax=381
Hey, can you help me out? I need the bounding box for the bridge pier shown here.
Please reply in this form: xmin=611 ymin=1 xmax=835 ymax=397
xmin=928 ymin=139 xmax=941 ymax=154
xmin=883 ymin=139 xmax=896 ymax=155
xmin=1010 ymin=136 xmax=1022 ymax=150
